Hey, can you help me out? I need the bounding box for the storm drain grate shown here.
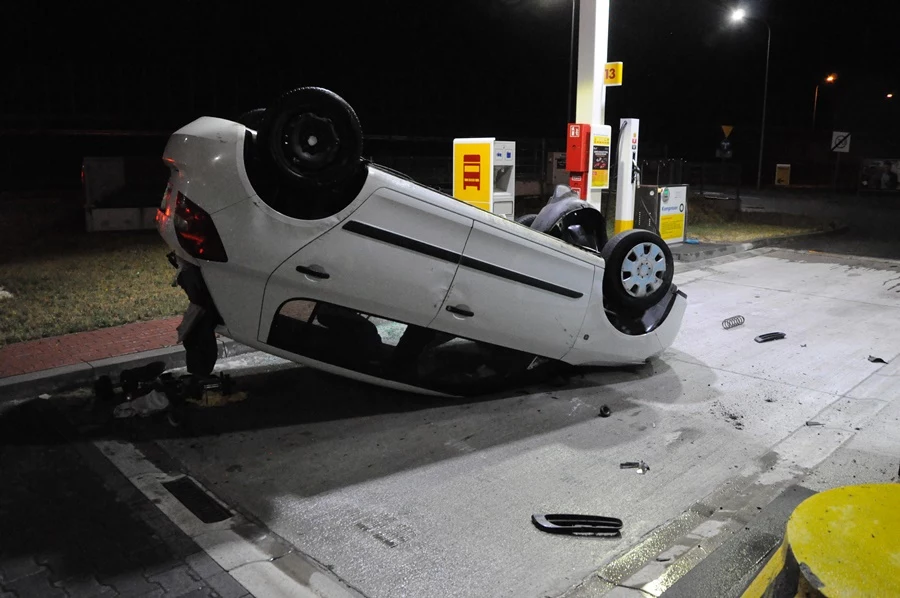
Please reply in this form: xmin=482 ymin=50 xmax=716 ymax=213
xmin=162 ymin=476 xmax=232 ymax=523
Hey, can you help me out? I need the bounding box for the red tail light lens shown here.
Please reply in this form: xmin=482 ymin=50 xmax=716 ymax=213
xmin=173 ymin=192 xmax=228 ymax=262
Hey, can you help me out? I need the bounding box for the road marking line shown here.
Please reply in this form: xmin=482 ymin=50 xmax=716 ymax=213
xmin=94 ymin=439 xmax=363 ymax=598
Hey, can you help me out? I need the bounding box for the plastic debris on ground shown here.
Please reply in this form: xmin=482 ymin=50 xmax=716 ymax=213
xmin=620 ymin=461 xmax=650 ymax=474
xmin=868 ymin=355 xmax=888 ymax=364
xmin=531 ymin=513 xmax=623 ymax=537
xmin=113 ymin=390 xmax=170 ymax=418
xmin=187 ymin=390 xmax=248 ymax=408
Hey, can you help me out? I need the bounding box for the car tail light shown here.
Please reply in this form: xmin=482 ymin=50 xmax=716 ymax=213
xmin=172 ymin=192 xmax=228 ymax=262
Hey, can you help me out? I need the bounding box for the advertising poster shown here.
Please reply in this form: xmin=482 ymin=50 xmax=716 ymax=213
xmin=659 ymin=186 xmax=687 ymax=244
xmin=591 ymin=135 xmax=611 ymax=189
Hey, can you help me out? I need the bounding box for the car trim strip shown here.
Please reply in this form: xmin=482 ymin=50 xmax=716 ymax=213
xmin=341 ymin=220 xmax=584 ymax=299
xmin=458 ymin=256 xmax=583 ymax=299
xmin=342 ymin=220 xmax=460 ymax=264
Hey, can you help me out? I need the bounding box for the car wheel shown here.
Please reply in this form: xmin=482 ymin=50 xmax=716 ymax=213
xmin=258 ymin=87 xmax=363 ymax=188
xmin=237 ymin=108 xmax=266 ymax=131
xmin=516 ymin=213 xmax=538 ymax=228
xmin=601 ymin=229 xmax=674 ymax=313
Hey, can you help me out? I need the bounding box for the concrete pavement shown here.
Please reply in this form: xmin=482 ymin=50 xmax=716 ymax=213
xmin=116 ymin=247 xmax=898 ymax=598
xmin=3 ymin=245 xmax=899 ymax=598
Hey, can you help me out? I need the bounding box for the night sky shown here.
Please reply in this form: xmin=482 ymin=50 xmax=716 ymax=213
xmin=2 ymin=0 xmax=898 ymax=160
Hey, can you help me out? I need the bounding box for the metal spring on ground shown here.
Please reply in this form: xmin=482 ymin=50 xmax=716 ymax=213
xmin=722 ymin=315 xmax=745 ymax=330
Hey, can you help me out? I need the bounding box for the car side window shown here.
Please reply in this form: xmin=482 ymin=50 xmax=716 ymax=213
xmin=266 ymin=299 xmax=542 ymax=395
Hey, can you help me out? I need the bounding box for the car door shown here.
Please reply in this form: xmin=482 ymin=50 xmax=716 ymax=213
xmin=258 ymin=186 xmax=474 ymax=343
xmin=430 ymin=221 xmax=596 ymax=360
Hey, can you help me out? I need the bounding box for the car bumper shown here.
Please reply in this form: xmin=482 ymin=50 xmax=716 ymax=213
xmin=562 ymin=285 xmax=687 ymax=367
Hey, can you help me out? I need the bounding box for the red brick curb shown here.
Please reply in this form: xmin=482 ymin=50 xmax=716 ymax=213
xmin=0 ymin=317 xmax=181 ymax=379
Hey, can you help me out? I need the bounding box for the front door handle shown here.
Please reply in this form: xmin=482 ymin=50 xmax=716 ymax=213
xmin=296 ymin=265 xmax=330 ymax=279
xmin=446 ymin=304 xmax=474 ymax=318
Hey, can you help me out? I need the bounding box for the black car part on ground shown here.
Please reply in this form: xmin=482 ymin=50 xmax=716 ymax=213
xmin=531 ymin=514 xmax=623 ymax=537
xmin=755 ymin=332 xmax=786 ymax=343
xmin=94 ymin=361 xmax=167 ymax=402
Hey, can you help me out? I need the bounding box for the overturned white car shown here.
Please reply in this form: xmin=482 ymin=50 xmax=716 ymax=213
xmin=157 ymin=87 xmax=686 ymax=396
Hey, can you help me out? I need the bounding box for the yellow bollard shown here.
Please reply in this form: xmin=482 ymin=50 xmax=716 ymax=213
xmin=742 ymin=483 xmax=900 ymax=597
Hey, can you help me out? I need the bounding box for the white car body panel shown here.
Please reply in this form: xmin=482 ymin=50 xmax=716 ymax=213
xmin=430 ymin=221 xmax=596 ymax=360
xmin=259 ymin=185 xmax=473 ymax=340
xmin=158 ymin=115 xmax=687 ymax=394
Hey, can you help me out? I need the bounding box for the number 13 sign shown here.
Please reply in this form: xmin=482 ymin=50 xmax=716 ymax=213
xmin=604 ymin=62 xmax=623 ymax=86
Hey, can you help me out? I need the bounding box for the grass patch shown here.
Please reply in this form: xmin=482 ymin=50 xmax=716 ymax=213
xmin=0 ymin=232 xmax=186 ymax=347
xmin=686 ymin=222 xmax=818 ymax=243
xmin=597 ymin=195 xmax=822 ymax=243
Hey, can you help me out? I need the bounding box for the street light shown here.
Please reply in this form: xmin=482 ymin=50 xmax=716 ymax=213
xmin=813 ymin=73 xmax=837 ymax=129
xmin=730 ymin=7 xmax=771 ymax=190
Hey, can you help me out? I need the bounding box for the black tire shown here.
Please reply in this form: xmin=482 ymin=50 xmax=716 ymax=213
xmin=516 ymin=213 xmax=538 ymax=228
xmin=601 ymin=229 xmax=674 ymax=313
xmin=237 ymin=108 xmax=266 ymax=131
xmin=258 ymin=87 xmax=363 ymax=188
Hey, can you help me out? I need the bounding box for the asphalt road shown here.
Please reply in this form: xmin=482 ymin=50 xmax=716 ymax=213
xmin=740 ymin=191 xmax=900 ymax=260
xmin=120 ymin=247 xmax=900 ymax=598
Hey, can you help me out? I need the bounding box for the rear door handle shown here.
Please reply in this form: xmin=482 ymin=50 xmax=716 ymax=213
xmin=296 ymin=265 xmax=330 ymax=279
xmin=446 ymin=304 xmax=474 ymax=318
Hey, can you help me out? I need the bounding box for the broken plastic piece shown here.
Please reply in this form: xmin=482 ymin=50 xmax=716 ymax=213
xmin=531 ymin=513 xmax=623 ymax=536
xmin=620 ymin=461 xmax=650 ymax=473
xmin=598 ymin=405 xmax=612 ymax=418
xmin=755 ymin=332 xmax=786 ymax=343
xmin=113 ymin=390 xmax=170 ymax=418
xmin=868 ymin=355 xmax=888 ymax=364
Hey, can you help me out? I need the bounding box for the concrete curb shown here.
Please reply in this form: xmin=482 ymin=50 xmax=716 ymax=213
xmin=672 ymin=225 xmax=850 ymax=263
xmin=0 ymin=337 xmax=255 ymax=403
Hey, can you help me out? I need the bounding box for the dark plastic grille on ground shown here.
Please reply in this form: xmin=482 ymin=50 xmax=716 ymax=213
xmin=162 ymin=476 xmax=232 ymax=523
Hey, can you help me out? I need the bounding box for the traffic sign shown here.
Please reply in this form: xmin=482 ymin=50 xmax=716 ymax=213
xmin=831 ymin=131 xmax=851 ymax=153
xmin=722 ymin=125 xmax=734 ymax=138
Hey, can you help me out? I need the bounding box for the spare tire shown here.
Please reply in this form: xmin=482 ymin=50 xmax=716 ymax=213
xmin=258 ymin=87 xmax=363 ymax=188
xmin=601 ymin=229 xmax=674 ymax=314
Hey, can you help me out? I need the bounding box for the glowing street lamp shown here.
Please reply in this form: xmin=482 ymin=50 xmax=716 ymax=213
xmin=813 ymin=73 xmax=838 ymax=129
xmin=729 ymin=7 xmax=771 ymax=190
